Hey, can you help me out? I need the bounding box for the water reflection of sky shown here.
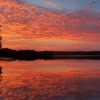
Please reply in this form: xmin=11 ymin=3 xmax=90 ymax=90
xmin=0 ymin=60 xmax=100 ymax=75
xmin=0 ymin=60 xmax=100 ymax=100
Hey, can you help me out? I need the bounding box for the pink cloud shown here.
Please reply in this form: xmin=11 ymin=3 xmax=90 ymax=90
xmin=0 ymin=0 xmax=100 ymax=42
xmin=39 ymin=0 xmax=65 ymax=11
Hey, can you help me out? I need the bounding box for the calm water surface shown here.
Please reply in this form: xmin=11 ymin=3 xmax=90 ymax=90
xmin=0 ymin=60 xmax=100 ymax=100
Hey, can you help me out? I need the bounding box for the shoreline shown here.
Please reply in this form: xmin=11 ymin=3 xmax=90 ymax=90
xmin=0 ymin=48 xmax=100 ymax=60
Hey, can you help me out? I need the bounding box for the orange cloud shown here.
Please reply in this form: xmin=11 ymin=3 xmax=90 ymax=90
xmin=0 ymin=0 xmax=100 ymax=50
xmin=0 ymin=0 xmax=100 ymax=42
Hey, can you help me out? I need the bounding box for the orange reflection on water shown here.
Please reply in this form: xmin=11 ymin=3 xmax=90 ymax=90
xmin=0 ymin=69 xmax=100 ymax=100
xmin=0 ymin=60 xmax=100 ymax=100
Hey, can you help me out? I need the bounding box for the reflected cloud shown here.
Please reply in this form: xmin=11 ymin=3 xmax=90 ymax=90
xmin=0 ymin=70 xmax=100 ymax=100
xmin=0 ymin=60 xmax=100 ymax=99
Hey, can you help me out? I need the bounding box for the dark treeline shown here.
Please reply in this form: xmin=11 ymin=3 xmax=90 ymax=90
xmin=53 ymin=51 xmax=100 ymax=55
xmin=0 ymin=48 xmax=100 ymax=60
xmin=0 ymin=48 xmax=53 ymax=60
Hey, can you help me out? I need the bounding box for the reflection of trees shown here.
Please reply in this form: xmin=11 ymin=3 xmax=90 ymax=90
xmin=0 ymin=66 xmax=2 ymax=96
xmin=0 ymin=66 xmax=2 ymax=81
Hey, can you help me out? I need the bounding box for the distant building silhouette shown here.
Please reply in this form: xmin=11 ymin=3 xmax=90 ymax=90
xmin=0 ymin=25 xmax=2 ymax=49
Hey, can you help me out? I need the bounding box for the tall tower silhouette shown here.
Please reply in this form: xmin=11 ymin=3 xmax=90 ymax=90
xmin=0 ymin=25 xmax=2 ymax=49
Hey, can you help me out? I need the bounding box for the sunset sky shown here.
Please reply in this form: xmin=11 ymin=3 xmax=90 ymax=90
xmin=0 ymin=0 xmax=100 ymax=51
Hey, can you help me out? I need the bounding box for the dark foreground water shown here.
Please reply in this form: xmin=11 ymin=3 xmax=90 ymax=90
xmin=0 ymin=60 xmax=100 ymax=100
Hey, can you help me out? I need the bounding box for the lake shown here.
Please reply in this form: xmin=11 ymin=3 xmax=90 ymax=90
xmin=0 ymin=60 xmax=100 ymax=100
